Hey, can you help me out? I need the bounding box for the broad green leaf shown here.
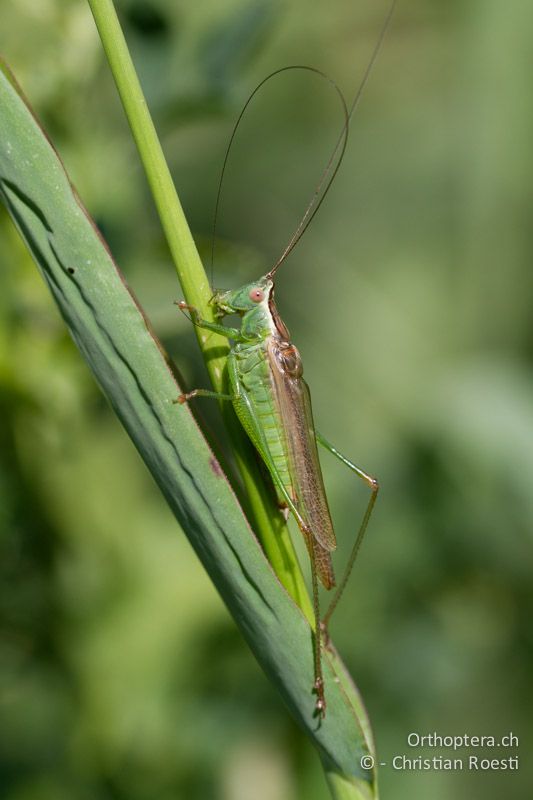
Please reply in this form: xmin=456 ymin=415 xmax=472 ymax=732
xmin=0 ymin=61 xmax=377 ymax=799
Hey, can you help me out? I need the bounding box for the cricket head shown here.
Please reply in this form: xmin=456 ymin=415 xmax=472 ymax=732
xmin=211 ymin=275 xmax=291 ymax=340
xmin=211 ymin=276 xmax=273 ymax=315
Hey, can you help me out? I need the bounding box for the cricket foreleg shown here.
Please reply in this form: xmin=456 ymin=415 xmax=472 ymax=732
xmin=174 ymin=389 xmax=233 ymax=404
xmin=175 ymin=301 xmax=241 ymax=339
xmin=316 ymin=431 xmax=379 ymax=631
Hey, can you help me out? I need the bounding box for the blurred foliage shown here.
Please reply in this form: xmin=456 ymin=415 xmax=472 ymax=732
xmin=1 ymin=1 xmax=532 ymax=799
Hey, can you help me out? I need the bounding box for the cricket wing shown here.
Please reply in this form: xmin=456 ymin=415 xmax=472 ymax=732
xmin=305 ymin=532 xmax=336 ymax=591
xmin=268 ymin=338 xmax=337 ymax=588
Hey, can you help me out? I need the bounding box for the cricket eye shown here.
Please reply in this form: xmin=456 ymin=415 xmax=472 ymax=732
xmin=249 ymin=288 xmax=264 ymax=303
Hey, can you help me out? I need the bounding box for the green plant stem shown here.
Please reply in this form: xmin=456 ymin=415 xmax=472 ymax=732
xmin=86 ymin=0 xmax=312 ymax=620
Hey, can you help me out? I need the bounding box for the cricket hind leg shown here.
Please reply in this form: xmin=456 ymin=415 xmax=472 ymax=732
xmin=175 ymin=301 xmax=242 ymax=340
xmin=308 ymin=537 xmax=326 ymax=719
xmin=315 ymin=431 xmax=379 ymax=632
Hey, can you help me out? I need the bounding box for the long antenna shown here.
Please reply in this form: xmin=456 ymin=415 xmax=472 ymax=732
xmin=210 ymin=66 xmax=349 ymax=286
xmin=266 ymin=0 xmax=398 ymax=279
xmin=210 ymin=0 xmax=398 ymax=284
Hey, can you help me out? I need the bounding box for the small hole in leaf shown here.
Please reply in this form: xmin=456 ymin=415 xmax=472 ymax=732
xmin=67 ymin=267 xmax=75 ymax=275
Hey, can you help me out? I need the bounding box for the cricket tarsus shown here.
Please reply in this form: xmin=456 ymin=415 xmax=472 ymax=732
xmin=314 ymin=678 xmax=326 ymax=719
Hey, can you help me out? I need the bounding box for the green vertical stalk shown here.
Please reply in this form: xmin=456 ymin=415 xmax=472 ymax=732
xmin=86 ymin=0 xmax=312 ymax=619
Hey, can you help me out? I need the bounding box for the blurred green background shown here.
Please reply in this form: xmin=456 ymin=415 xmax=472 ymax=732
xmin=1 ymin=1 xmax=532 ymax=798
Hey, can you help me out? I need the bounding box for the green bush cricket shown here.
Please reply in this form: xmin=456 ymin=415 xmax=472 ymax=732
xmin=177 ymin=2 xmax=396 ymax=717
